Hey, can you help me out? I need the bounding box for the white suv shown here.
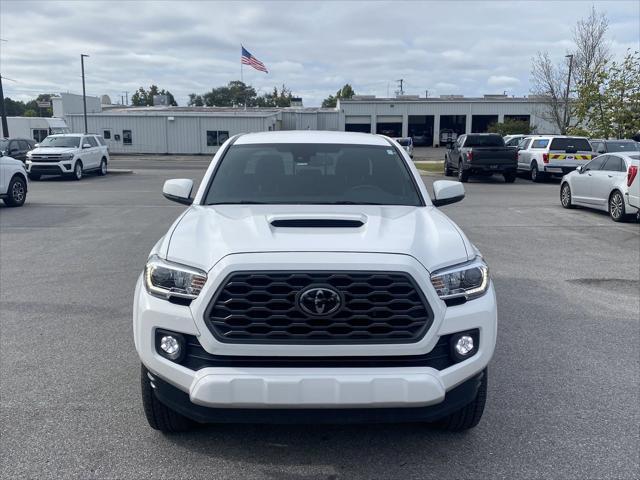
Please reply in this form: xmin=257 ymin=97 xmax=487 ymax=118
xmin=26 ymin=133 xmax=109 ymax=180
xmin=517 ymin=135 xmax=594 ymax=182
xmin=0 ymin=155 xmax=28 ymax=207
xmin=134 ymin=131 xmax=497 ymax=433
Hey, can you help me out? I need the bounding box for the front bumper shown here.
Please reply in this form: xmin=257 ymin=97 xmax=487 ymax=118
xmin=134 ymin=252 xmax=497 ymax=411
xmin=544 ymin=163 xmax=585 ymax=175
xmin=26 ymin=161 xmax=73 ymax=175
xmin=148 ymin=367 xmax=486 ymax=424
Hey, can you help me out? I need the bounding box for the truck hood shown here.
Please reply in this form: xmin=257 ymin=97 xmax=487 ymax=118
xmin=30 ymin=147 xmax=76 ymax=155
xmin=163 ymin=205 xmax=472 ymax=273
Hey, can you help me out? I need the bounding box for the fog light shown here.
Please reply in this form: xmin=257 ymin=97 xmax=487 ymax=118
xmin=155 ymin=330 xmax=185 ymax=362
xmin=160 ymin=335 xmax=180 ymax=356
xmin=454 ymin=335 xmax=474 ymax=356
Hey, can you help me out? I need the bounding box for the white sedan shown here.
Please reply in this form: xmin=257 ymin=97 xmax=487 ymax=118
xmin=560 ymin=152 xmax=639 ymax=222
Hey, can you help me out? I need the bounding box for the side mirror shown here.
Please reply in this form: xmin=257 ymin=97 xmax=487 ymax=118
xmin=163 ymin=178 xmax=194 ymax=205
xmin=432 ymin=180 xmax=465 ymax=207
xmin=576 ymin=165 xmax=584 ymax=174
xmin=34 ymin=143 xmax=40 ymax=148
xmin=83 ymin=143 xmax=92 ymax=149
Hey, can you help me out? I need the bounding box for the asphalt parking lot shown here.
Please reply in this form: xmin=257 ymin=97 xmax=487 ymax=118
xmin=1 ymin=156 xmax=638 ymax=480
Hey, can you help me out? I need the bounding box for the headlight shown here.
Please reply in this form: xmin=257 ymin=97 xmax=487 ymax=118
xmin=430 ymin=257 xmax=489 ymax=301
xmin=144 ymin=255 xmax=207 ymax=300
xmin=61 ymin=153 xmax=74 ymax=160
xmin=26 ymin=151 xmax=32 ymax=158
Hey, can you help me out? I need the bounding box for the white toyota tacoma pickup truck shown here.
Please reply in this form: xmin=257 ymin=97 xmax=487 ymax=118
xmin=134 ymin=131 xmax=497 ymax=433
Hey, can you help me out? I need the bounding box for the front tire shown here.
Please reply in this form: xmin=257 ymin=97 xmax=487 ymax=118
xmin=444 ymin=157 xmax=453 ymax=176
xmin=3 ymin=175 xmax=27 ymax=207
xmin=560 ymin=183 xmax=575 ymax=209
xmin=437 ymin=369 xmax=488 ymax=431
xmin=141 ymin=364 xmax=194 ymax=433
xmin=71 ymin=161 xmax=83 ymax=181
xmin=458 ymin=161 xmax=469 ymax=183
xmin=609 ymin=190 xmax=626 ymax=222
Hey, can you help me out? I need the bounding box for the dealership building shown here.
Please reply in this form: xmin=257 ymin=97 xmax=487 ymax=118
xmin=55 ymin=92 xmax=557 ymax=154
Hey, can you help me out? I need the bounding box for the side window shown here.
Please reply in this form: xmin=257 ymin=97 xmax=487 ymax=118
xmin=457 ymin=136 xmax=465 ymax=148
xmin=591 ymin=141 xmax=603 ymax=153
xmin=123 ymin=130 xmax=132 ymax=145
xmin=531 ymin=139 xmax=549 ymax=149
xmin=585 ymin=155 xmax=606 ymax=171
xmin=103 ymin=130 xmax=111 ymax=140
xmin=18 ymin=140 xmax=29 ymax=150
xmin=602 ymin=156 xmax=624 ymax=172
xmin=519 ymin=138 xmax=532 ymax=150
xmin=85 ymin=136 xmax=98 ymax=147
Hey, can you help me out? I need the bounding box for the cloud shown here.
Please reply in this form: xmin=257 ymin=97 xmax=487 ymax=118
xmin=487 ymin=76 xmax=521 ymax=88
xmin=0 ymin=0 xmax=637 ymax=106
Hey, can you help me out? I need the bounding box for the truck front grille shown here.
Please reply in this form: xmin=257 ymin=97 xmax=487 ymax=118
xmin=205 ymin=271 xmax=433 ymax=344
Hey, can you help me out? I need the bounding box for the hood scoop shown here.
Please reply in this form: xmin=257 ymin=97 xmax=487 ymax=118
xmin=269 ymin=213 xmax=366 ymax=228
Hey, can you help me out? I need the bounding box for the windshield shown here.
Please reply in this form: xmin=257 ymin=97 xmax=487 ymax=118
xmin=204 ymin=143 xmax=423 ymax=206
xmin=39 ymin=136 xmax=80 ymax=148
xmin=0 ymin=139 xmax=8 ymax=152
xmin=606 ymin=142 xmax=640 ymax=152
xmin=549 ymin=137 xmax=591 ymax=152
xmin=464 ymin=135 xmax=504 ymax=147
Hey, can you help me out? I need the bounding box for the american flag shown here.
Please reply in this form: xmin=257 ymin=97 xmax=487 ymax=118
xmin=241 ymin=46 xmax=269 ymax=73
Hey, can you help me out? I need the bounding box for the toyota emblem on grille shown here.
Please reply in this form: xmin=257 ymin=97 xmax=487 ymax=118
xmin=297 ymin=286 xmax=342 ymax=316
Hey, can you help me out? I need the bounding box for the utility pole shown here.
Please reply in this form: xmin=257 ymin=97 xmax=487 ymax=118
xmin=123 ymin=91 xmax=128 ymax=106
xmin=0 ymin=38 xmax=9 ymax=137
xmin=563 ymin=54 xmax=574 ymax=134
xmin=81 ymin=54 xmax=89 ymax=134
xmin=396 ymin=79 xmax=404 ymax=96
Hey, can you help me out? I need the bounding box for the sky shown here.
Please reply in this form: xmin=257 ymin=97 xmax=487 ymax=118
xmin=0 ymin=0 xmax=638 ymax=107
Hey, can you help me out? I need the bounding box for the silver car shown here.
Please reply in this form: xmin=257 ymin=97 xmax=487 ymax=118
xmin=560 ymin=152 xmax=640 ymax=222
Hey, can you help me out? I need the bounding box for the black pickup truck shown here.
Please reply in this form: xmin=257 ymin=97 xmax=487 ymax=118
xmin=444 ymin=133 xmax=518 ymax=183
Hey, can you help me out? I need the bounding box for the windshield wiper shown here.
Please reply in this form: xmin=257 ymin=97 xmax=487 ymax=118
xmin=207 ymin=201 xmax=269 ymax=205
xmin=329 ymin=201 xmax=384 ymax=205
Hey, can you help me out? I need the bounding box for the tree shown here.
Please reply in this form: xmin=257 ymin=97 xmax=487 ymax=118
xmin=572 ymin=50 xmax=640 ymax=139
xmin=3 ymin=97 xmax=26 ymax=116
xmin=487 ymin=119 xmax=536 ymax=136
xmin=322 ymin=84 xmax=356 ymax=108
xmin=530 ymin=7 xmax=610 ymax=134
xmin=188 ymin=93 xmax=204 ymax=106
xmin=131 ymin=85 xmax=177 ymax=106
xmin=24 ymin=94 xmax=53 ymax=117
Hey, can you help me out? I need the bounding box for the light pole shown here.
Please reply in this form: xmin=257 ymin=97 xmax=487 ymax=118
xmin=563 ymin=54 xmax=574 ymax=134
xmin=1 ymin=38 xmax=9 ymax=137
xmin=81 ymin=54 xmax=89 ymax=133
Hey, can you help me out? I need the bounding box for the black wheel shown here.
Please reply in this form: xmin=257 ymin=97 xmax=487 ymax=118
xmin=458 ymin=161 xmax=469 ymax=183
xmin=437 ymin=369 xmax=488 ymax=431
xmin=71 ymin=161 xmax=83 ymax=181
xmin=27 ymin=173 xmax=40 ymax=181
xmin=444 ymin=157 xmax=453 ymax=176
xmin=503 ymin=172 xmax=516 ymax=183
xmin=98 ymin=158 xmax=108 ymax=176
xmin=140 ymin=364 xmax=194 ymax=433
xmin=609 ymin=190 xmax=626 ymax=222
xmin=531 ymin=162 xmax=544 ymax=182
xmin=3 ymin=175 xmax=27 ymax=207
xmin=560 ymin=182 xmax=575 ymax=209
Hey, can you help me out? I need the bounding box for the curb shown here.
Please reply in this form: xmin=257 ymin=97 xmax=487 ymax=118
xmin=108 ymin=169 xmax=134 ymax=174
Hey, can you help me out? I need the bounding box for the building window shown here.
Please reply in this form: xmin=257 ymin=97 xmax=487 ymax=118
xmin=207 ymin=130 xmax=230 ymax=147
xmin=123 ymin=130 xmax=132 ymax=145
xmin=32 ymin=129 xmax=49 ymax=142
xmin=103 ymin=130 xmax=111 ymax=140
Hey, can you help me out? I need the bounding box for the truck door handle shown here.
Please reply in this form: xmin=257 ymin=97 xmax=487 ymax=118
xmin=607 ymin=175 xmax=613 ymax=178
